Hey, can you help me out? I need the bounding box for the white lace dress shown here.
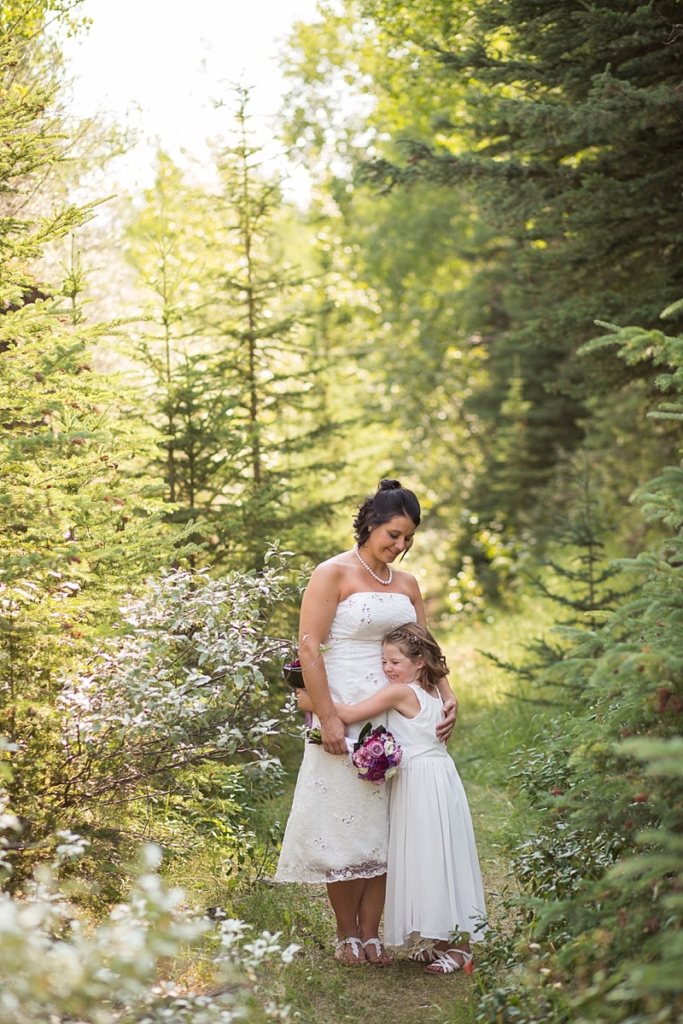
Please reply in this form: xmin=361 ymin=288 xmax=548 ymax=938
xmin=275 ymin=591 xmax=417 ymax=884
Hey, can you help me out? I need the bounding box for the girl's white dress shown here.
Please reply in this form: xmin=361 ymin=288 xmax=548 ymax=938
xmin=275 ymin=591 xmax=417 ymax=884
xmin=384 ymin=683 xmax=487 ymax=947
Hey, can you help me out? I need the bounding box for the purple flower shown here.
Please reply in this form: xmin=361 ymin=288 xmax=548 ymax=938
xmin=351 ymin=725 xmax=403 ymax=785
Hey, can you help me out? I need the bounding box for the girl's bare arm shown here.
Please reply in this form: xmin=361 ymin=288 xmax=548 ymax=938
xmin=332 ymin=683 xmax=420 ymax=725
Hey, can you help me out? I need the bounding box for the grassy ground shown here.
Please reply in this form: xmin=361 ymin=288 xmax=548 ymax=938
xmin=166 ymin=603 xmax=554 ymax=1024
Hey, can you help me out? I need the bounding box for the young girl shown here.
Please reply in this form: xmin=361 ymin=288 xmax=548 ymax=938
xmin=299 ymin=622 xmax=486 ymax=974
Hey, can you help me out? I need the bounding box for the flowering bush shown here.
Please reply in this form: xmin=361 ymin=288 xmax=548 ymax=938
xmin=0 ymin=840 xmax=298 ymax=1024
xmin=58 ymin=560 xmax=292 ymax=809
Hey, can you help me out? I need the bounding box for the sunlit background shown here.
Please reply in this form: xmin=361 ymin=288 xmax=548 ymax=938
xmin=61 ymin=0 xmax=319 ymax=200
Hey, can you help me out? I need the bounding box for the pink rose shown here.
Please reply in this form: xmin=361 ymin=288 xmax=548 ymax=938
xmin=353 ymin=746 xmax=374 ymax=768
xmin=366 ymin=739 xmax=385 ymax=758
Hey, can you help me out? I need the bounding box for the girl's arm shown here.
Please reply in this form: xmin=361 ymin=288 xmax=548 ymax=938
xmin=333 ymin=683 xmax=420 ymax=725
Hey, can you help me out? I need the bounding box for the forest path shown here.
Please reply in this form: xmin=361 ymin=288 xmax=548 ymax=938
xmin=175 ymin=629 xmax=537 ymax=1023
xmin=258 ymin=770 xmax=513 ymax=1024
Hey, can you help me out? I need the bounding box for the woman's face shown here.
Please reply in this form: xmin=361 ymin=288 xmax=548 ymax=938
xmin=365 ymin=515 xmax=416 ymax=563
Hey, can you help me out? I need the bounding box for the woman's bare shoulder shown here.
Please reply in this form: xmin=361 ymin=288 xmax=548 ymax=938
xmin=392 ymin=566 xmax=422 ymax=598
xmin=306 ymin=551 xmax=353 ymax=591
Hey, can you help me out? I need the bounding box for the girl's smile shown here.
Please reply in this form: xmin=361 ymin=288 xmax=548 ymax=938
xmin=382 ymin=642 xmax=423 ymax=685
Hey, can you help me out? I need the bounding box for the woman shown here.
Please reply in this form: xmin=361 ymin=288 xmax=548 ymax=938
xmin=274 ymin=480 xmax=457 ymax=965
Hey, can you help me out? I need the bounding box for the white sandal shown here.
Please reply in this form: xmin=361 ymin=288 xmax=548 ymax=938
xmin=408 ymin=943 xmax=440 ymax=963
xmin=362 ymin=937 xmax=393 ymax=966
xmin=334 ymin=936 xmax=365 ymax=966
xmin=426 ymin=948 xmax=474 ymax=975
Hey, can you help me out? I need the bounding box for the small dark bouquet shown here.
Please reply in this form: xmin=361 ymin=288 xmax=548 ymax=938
xmin=283 ymin=658 xmax=321 ymax=743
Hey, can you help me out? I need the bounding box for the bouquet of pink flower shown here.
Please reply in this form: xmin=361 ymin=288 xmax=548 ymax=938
xmin=350 ymin=722 xmax=402 ymax=785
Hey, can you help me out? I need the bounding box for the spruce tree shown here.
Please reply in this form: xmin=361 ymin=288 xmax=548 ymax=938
xmin=124 ymin=153 xmax=245 ymax=556
xmin=477 ymin=306 xmax=683 ymax=1024
xmin=204 ymin=88 xmax=333 ymax=566
xmin=0 ymin=2 xmax=190 ymax=863
xmin=126 ymin=92 xmax=340 ymax=570
xmin=357 ymin=0 xmax=683 ymax=537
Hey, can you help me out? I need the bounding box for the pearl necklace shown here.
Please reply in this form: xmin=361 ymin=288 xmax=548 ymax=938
xmin=354 ymin=544 xmax=393 ymax=586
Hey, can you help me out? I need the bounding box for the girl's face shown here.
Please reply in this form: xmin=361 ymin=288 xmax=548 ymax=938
xmin=382 ymin=642 xmax=423 ymax=685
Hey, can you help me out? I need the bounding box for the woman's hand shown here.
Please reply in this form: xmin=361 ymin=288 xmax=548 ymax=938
xmin=436 ymin=697 xmax=458 ymax=744
xmin=320 ymin=712 xmax=349 ymax=755
xmin=296 ymin=689 xmax=314 ymax=713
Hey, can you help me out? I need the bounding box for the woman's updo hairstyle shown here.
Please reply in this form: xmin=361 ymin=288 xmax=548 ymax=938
xmin=353 ymin=479 xmax=421 ymax=547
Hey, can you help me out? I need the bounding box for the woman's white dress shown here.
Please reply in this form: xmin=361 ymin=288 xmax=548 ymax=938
xmin=384 ymin=683 xmax=487 ymax=947
xmin=275 ymin=591 xmax=416 ymax=884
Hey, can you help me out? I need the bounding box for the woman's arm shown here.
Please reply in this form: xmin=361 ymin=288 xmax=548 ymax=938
xmin=297 ymin=563 xmax=348 ymax=755
xmin=406 ymin=574 xmax=457 ymax=742
xmin=435 ymin=676 xmax=458 ymax=743
xmin=332 ymin=683 xmax=420 ymax=725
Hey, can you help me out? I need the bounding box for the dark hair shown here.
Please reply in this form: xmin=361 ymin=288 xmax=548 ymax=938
xmin=353 ymin=479 xmax=421 ymax=547
xmin=383 ymin=622 xmax=449 ymax=692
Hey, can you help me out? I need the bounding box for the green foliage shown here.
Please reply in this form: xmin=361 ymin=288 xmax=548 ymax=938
xmin=0 ymin=0 xmax=198 ymax=880
xmin=60 ymin=560 xmax=291 ymax=810
xmin=124 ymin=92 xmax=342 ymax=571
xmin=474 ymin=312 xmax=683 ymax=1023
xmin=3 ymin=556 xmax=296 ymax=885
xmin=281 ymin=0 xmax=683 ymax=595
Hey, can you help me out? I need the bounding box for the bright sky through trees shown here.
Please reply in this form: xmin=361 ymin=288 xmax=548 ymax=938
xmin=61 ymin=0 xmax=320 ymax=199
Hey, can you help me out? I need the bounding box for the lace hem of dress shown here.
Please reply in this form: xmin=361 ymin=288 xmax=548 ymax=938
xmin=275 ymin=860 xmax=387 ymax=885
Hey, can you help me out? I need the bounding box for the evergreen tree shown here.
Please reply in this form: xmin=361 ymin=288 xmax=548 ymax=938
xmin=282 ymin=0 xmax=683 ymax=593
xmin=0 ymin=2 xmax=190 ymax=867
xmin=124 ymin=153 xmax=245 ymax=555
xmin=204 ymin=88 xmax=334 ymax=566
xmin=477 ymin=306 xmax=683 ymax=1024
xmin=126 ymin=95 xmax=342 ymax=569
xmin=359 ymin=0 xmax=683 ymax=526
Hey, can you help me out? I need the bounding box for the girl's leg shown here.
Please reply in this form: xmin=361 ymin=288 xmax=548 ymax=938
xmin=358 ymin=874 xmax=393 ymax=965
xmin=426 ymin=938 xmax=474 ymax=974
xmin=326 ymin=879 xmax=366 ymax=963
xmin=434 ymin=939 xmax=472 ymax=955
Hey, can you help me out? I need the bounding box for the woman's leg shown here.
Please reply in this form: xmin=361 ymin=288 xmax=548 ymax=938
xmin=327 ymin=878 xmax=366 ymax=962
xmin=357 ymin=873 xmax=386 ymax=939
xmin=358 ymin=874 xmax=393 ymax=965
xmin=327 ymin=875 xmax=392 ymax=964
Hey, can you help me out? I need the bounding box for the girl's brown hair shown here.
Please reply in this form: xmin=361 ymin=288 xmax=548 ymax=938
xmin=383 ymin=622 xmax=449 ymax=692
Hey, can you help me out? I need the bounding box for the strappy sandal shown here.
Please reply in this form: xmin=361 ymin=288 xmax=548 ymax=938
xmin=333 ymin=936 xmax=366 ymax=966
xmin=408 ymin=943 xmax=439 ymax=963
xmin=362 ymin=937 xmax=393 ymax=966
xmin=425 ymin=948 xmax=474 ymax=975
